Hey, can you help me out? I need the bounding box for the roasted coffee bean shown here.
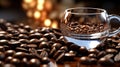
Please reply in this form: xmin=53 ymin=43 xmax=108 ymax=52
xmin=43 ymin=33 xmax=56 ymax=41
xmin=79 ymin=56 xmax=89 ymax=64
xmin=78 ymin=46 xmax=88 ymax=56
xmin=0 ymin=46 xmax=5 ymax=52
xmin=88 ymin=53 xmax=97 ymax=58
xmin=13 ymin=52 xmax=27 ymax=59
xmin=41 ymin=57 xmax=50 ymax=64
xmin=40 ymin=27 xmax=50 ymax=34
xmin=10 ymin=58 xmax=20 ymax=66
xmin=106 ymin=48 xmax=118 ymax=54
xmin=59 ymin=46 xmax=68 ymax=52
xmin=49 ymin=47 xmax=57 ymax=57
xmin=18 ymin=28 xmax=28 ymax=34
xmin=98 ymin=57 xmax=114 ymax=65
xmin=5 ymin=34 xmax=13 ymax=40
xmin=0 ymin=61 xmax=4 ymax=67
xmin=29 ymin=39 xmax=40 ymax=44
xmin=21 ymin=58 xmax=29 ymax=67
xmin=0 ymin=52 xmax=5 ymax=60
xmin=53 ymin=50 xmax=65 ymax=59
xmin=89 ymin=58 xmax=97 ymax=64
xmin=88 ymin=48 xmax=99 ymax=54
xmin=103 ymin=54 xmax=114 ymax=59
xmin=55 ymin=52 xmax=65 ymax=63
xmin=52 ymin=43 xmax=62 ymax=49
xmin=97 ymin=51 xmax=106 ymax=59
xmin=5 ymin=50 xmax=15 ymax=57
xmin=0 ymin=40 xmax=9 ymax=45
xmin=69 ymin=43 xmax=80 ymax=51
xmin=16 ymin=47 xmax=28 ymax=53
xmin=5 ymin=56 xmax=13 ymax=63
xmin=3 ymin=64 xmax=15 ymax=67
xmin=115 ymin=45 xmax=120 ymax=51
xmin=114 ymin=52 xmax=120 ymax=62
xmin=39 ymin=37 xmax=48 ymax=42
xmin=29 ymin=33 xmax=42 ymax=39
xmin=29 ymin=58 xmax=41 ymax=67
xmin=9 ymin=41 xmax=20 ymax=49
xmin=0 ymin=34 xmax=6 ymax=39
xmin=64 ymin=50 xmax=76 ymax=61
xmin=27 ymin=44 xmax=37 ymax=48
xmin=24 ymin=25 xmax=32 ymax=32
xmin=40 ymin=50 xmax=48 ymax=58
xmin=19 ymin=39 xmax=29 ymax=44
xmin=18 ymin=34 xmax=28 ymax=39
xmin=39 ymin=42 xmax=49 ymax=49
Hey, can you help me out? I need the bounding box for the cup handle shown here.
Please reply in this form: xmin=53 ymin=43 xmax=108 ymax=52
xmin=108 ymin=14 xmax=120 ymax=37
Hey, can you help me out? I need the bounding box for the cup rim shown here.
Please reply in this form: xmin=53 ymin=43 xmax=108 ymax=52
xmin=65 ymin=7 xmax=106 ymax=15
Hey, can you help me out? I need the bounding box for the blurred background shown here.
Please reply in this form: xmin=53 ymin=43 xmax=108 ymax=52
xmin=0 ymin=0 xmax=120 ymax=28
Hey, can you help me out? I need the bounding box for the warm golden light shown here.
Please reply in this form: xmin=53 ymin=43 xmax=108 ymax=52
xmin=22 ymin=3 xmax=29 ymax=10
xmin=29 ymin=1 xmax=36 ymax=8
xmin=51 ymin=21 xmax=58 ymax=28
xmin=34 ymin=11 xmax=41 ymax=19
xmin=24 ymin=0 xmax=33 ymax=3
xmin=37 ymin=4 xmax=44 ymax=10
xmin=44 ymin=19 xmax=51 ymax=27
xmin=45 ymin=0 xmax=52 ymax=11
xmin=27 ymin=10 xmax=33 ymax=18
xmin=38 ymin=0 xmax=45 ymax=5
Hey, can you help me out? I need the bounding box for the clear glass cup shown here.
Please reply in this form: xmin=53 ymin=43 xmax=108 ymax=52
xmin=60 ymin=7 xmax=120 ymax=49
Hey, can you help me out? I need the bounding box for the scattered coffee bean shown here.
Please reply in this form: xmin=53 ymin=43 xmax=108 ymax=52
xmin=98 ymin=57 xmax=114 ymax=65
xmin=29 ymin=58 xmax=41 ymax=67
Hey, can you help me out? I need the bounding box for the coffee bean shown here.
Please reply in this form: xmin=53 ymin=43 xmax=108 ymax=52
xmin=19 ymin=39 xmax=29 ymax=44
xmin=0 ymin=52 xmax=5 ymax=60
xmin=29 ymin=39 xmax=40 ymax=44
xmin=27 ymin=44 xmax=37 ymax=48
xmin=97 ymin=51 xmax=106 ymax=59
xmin=21 ymin=58 xmax=29 ymax=67
xmin=40 ymin=50 xmax=48 ymax=58
xmin=0 ymin=61 xmax=4 ymax=67
xmin=29 ymin=33 xmax=42 ymax=39
xmin=53 ymin=50 xmax=65 ymax=59
xmin=29 ymin=58 xmax=41 ymax=67
xmin=64 ymin=50 xmax=76 ymax=61
xmin=55 ymin=52 xmax=65 ymax=63
xmin=106 ymin=48 xmax=118 ymax=54
xmin=39 ymin=42 xmax=49 ymax=49
xmin=5 ymin=50 xmax=15 ymax=57
xmin=88 ymin=48 xmax=99 ymax=54
xmin=0 ymin=46 xmax=5 ymax=52
xmin=41 ymin=57 xmax=50 ymax=64
xmin=3 ymin=64 xmax=15 ymax=67
xmin=114 ymin=52 xmax=120 ymax=62
xmin=39 ymin=38 xmax=48 ymax=43
xmin=79 ymin=56 xmax=89 ymax=64
xmin=13 ymin=52 xmax=27 ymax=59
xmin=98 ymin=57 xmax=114 ymax=65
xmin=18 ymin=34 xmax=28 ymax=39
xmin=5 ymin=56 xmax=13 ymax=63
xmin=88 ymin=53 xmax=97 ymax=58
xmin=16 ymin=47 xmax=28 ymax=53
xmin=52 ymin=43 xmax=62 ymax=49
xmin=10 ymin=58 xmax=20 ymax=66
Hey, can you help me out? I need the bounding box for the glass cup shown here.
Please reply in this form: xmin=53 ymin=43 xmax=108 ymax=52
xmin=60 ymin=7 xmax=120 ymax=49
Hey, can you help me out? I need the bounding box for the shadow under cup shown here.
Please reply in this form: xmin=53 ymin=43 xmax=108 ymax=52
xmin=60 ymin=7 xmax=120 ymax=49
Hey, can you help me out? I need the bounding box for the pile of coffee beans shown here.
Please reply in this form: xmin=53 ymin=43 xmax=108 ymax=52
xmin=68 ymin=22 xmax=105 ymax=34
xmin=0 ymin=19 xmax=89 ymax=67
xmin=0 ymin=19 xmax=120 ymax=67
xmin=79 ymin=34 xmax=120 ymax=66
